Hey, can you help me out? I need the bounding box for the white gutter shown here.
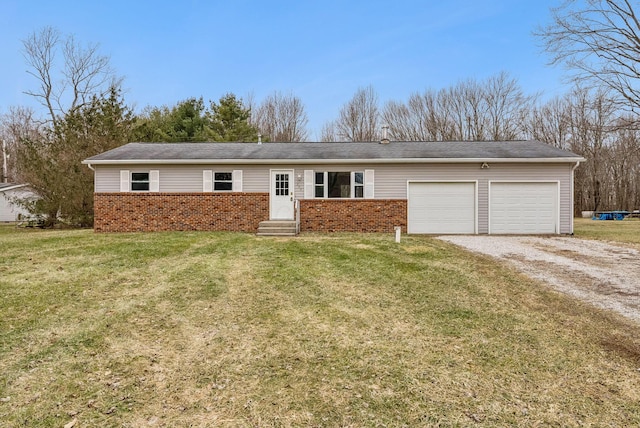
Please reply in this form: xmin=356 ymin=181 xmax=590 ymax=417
xmin=82 ymin=157 xmax=586 ymax=166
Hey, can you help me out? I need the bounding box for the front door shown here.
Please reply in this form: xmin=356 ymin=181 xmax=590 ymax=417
xmin=270 ymin=170 xmax=294 ymax=220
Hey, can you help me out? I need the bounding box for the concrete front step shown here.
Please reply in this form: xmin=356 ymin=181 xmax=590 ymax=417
xmin=259 ymin=220 xmax=297 ymax=227
xmin=256 ymin=232 xmax=297 ymax=237
xmin=257 ymin=229 xmax=297 ymax=235
xmin=257 ymin=220 xmax=298 ymax=236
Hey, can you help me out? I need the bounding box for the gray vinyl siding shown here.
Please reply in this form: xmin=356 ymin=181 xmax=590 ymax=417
xmin=95 ymin=165 xmax=274 ymax=193
xmin=363 ymin=162 xmax=573 ymax=234
xmin=156 ymin=167 xmax=202 ymax=192
xmin=96 ymin=166 xmax=204 ymax=192
xmin=95 ymin=167 xmax=121 ymax=192
xmin=93 ymin=161 xmax=576 ymax=234
xmin=242 ymin=166 xmax=270 ymax=192
xmin=291 ymin=163 xmax=573 ymax=234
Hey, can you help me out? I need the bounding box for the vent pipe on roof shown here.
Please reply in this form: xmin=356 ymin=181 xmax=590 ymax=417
xmin=380 ymin=125 xmax=390 ymax=144
xmin=258 ymin=134 xmax=262 ymax=145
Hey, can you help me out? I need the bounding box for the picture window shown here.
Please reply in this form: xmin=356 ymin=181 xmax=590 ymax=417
xmin=314 ymin=171 xmax=364 ymax=198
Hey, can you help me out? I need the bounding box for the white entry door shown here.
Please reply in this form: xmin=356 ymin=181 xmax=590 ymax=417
xmin=270 ymin=170 xmax=294 ymax=220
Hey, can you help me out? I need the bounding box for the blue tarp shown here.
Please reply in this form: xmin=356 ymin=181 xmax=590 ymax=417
xmin=592 ymin=211 xmax=630 ymax=220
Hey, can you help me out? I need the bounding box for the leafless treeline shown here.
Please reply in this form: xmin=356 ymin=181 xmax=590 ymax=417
xmin=250 ymin=92 xmax=309 ymax=142
xmin=382 ymin=72 xmax=531 ymax=142
xmin=527 ymin=87 xmax=640 ymax=213
xmin=1 ymin=27 xmax=639 ymax=214
xmin=3 ymin=73 xmax=639 ymax=213
xmin=5 ymin=3 xmax=640 ymax=222
xmin=316 ymin=75 xmax=639 ymax=213
xmin=532 ymin=0 xmax=640 ymax=213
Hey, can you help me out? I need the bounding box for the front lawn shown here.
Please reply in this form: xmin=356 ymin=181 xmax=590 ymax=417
xmin=1 ymin=227 xmax=639 ymax=426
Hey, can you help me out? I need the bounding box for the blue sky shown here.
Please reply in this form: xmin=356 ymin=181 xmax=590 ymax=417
xmin=1 ymin=0 xmax=566 ymax=139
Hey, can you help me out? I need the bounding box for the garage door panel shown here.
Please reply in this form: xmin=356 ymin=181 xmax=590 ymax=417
xmin=490 ymin=182 xmax=558 ymax=234
xmin=408 ymin=182 xmax=475 ymax=234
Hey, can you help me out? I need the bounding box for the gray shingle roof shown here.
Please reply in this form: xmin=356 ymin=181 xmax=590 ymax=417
xmin=83 ymin=140 xmax=583 ymax=164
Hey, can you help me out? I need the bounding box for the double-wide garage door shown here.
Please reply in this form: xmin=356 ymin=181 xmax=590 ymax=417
xmin=407 ymin=181 xmax=559 ymax=234
xmin=408 ymin=182 xmax=476 ymax=234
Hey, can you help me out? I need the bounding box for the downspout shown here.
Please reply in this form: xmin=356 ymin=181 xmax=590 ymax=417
xmin=86 ymin=163 xmax=95 ymax=171
xmin=570 ymin=161 xmax=581 ymax=235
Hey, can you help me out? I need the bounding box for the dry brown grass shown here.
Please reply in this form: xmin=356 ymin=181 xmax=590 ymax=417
xmin=574 ymin=216 xmax=640 ymax=247
xmin=1 ymin=227 xmax=640 ymax=426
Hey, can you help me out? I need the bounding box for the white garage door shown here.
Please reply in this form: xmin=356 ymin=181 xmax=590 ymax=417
xmin=489 ymin=182 xmax=558 ymax=234
xmin=408 ymin=182 xmax=476 ymax=234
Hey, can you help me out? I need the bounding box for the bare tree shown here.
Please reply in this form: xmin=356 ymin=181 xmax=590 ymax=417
xmin=524 ymin=95 xmax=572 ymax=149
xmin=537 ymin=0 xmax=640 ymax=112
xmin=607 ymin=126 xmax=640 ymax=209
xmin=332 ymin=85 xmax=379 ymax=141
xmin=446 ymin=78 xmax=488 ymax=140
xmin=484 ymin=72 xmax=534 ymax=140
xmin=382 ymin=99 xmax=419 ymax=140
xmin=566 ymin=87 xmax=619 ymax=212
xmin=525 ymin=86 xmax=640 ymax=213
xmin=384 ymin=91 xmax=441 ymax=141
xmin=383 ymin=73 xmax=531 ymax=141
xmin=0 ymin=106 xmax=43 ymax=183
xmin=22 ymin=26 xmax=116 ymax=127
xmin=251 ymin=92 xmax=309 ymax=141
xmin=320 ymin=121 xmax=338 ymax=142
xmin=22 ymin=27 xmax=59 ymax=126
xmin=411 ymin=89 xmax=457 ymax=140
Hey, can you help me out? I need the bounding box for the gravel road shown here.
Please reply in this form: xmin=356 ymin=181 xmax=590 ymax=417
xmin=438 ymin=236 xmax=640 ymax=323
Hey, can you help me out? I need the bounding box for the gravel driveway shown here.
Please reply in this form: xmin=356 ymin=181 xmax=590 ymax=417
xmin=438 ymin=236 xmax=640 ymax=323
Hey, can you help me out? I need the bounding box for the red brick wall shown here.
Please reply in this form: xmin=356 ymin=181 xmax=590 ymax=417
xmin=300 ymin=199 xmax=407 ymax=233
xmin=94 ymin=193 xmax=269 ymax=232
xmin=94 ymin=193 xmax=407 ymax=233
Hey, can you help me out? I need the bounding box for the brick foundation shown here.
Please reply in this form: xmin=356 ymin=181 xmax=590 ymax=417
xmin=300 ymin=199 xmax=407 ymax=233
xmin=94 ymin=193 xmax=269 ymax=232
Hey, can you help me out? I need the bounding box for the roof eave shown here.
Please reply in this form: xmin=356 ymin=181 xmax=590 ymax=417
xmin=83 ymin=157 xmax=585 ymax=165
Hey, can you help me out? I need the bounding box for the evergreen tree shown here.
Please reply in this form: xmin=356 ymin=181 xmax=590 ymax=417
xmin=208 ymin=93 xmax=259 ymax=142
xmin=133 ymin=97 xmax=214 ymax=142
xmin=16 ymin=87 xmax=135 ymax=226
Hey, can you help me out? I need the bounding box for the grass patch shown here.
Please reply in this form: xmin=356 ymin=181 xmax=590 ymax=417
xmin=574 ymin=217 xmax=640 ymax=246
xmin=1 ymin=228 xmax=640 ymax=426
